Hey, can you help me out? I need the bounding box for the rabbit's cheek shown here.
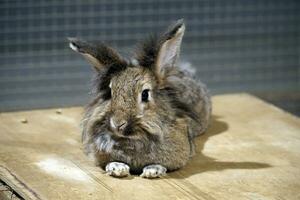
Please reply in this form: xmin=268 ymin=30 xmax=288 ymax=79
xmin=137 ymin=100 xmax=154 ymax=117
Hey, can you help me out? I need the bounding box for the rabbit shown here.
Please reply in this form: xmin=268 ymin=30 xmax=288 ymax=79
xmin=68 ymin=19 xmax=211 ymax=178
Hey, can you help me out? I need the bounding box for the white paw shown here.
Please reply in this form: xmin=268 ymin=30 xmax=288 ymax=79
xmin=140 ymin=164 xmax=167 ymax=178
xmin=105 ymin=162 xmax=130 ymax=177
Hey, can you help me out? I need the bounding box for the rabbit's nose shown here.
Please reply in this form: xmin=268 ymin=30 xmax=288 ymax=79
xmin=110 ymin=118 xmax=127 ymax=132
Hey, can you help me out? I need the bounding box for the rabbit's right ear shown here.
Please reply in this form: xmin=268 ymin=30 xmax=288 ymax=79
xmin=68 ymin=37 xmax=124 ymax=71
xmin=155 ymin=19 xmax=185 ymax=78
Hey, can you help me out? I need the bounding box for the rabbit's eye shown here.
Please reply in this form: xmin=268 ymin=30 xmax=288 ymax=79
xmin=141 ymin=89 xmax=149 ymax=102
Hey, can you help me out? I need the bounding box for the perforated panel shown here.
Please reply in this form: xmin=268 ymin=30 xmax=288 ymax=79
xmin=0 ymin=0 xmax=299 ymax=115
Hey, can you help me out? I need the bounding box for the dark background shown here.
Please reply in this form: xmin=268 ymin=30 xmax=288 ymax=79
xmin=1 ymin=0 xmax=299 ymax=115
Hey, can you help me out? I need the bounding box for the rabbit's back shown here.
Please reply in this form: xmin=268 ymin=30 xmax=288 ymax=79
xmin=167 ymin=66 xmax=211 ymax=138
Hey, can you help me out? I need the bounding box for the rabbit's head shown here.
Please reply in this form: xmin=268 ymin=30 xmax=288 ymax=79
xmin=68 ymin=20 xmax=195 ymax=143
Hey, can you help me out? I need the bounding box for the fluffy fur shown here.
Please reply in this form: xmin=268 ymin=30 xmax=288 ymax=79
xmin=69 ymin=19 xmax=212 ymax=177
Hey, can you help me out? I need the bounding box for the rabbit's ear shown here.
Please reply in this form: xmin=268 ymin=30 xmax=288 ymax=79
xmin=155 ymin=19 xmax=185 ymax=77
xmin=68 ymin=37 xmax=123 ymax=71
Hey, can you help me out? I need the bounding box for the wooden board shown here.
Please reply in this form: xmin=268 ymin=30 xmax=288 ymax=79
xmin=0 ymin=94 xmax=300 ymax=200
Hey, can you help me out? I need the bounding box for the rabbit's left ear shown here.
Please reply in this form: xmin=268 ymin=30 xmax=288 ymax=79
xmin=155 ymin=19 xmax=185 ymax=77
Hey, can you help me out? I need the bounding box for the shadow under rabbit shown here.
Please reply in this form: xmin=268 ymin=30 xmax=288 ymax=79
xmin=168 ymin=115 xmax=271 ymax=179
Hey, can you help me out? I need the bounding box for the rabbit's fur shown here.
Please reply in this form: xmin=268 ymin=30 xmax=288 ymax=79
xmin=69 ymin=19 xmax=211 ymax=178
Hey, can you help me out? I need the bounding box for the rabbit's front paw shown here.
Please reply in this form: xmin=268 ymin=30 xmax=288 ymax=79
xmin=140 ymin=164 xmax=167 ymax=178
xmin=105 ymin=162 xmax=130 ymax=177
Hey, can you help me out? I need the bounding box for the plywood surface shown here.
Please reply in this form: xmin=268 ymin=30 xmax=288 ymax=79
xmin=0 ymin=94 xmax=299 ymax=200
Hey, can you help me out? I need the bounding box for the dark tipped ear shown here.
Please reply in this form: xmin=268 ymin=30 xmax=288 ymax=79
xmin=68 ymin=37 xmax=124 ymax=71
xmin=155 ymin=19 xmax=185 ymax=77
xmin=135 ymin=19 xmax=185 ymax=80
xmin=135 ymin=34 xmax=160 ymax=69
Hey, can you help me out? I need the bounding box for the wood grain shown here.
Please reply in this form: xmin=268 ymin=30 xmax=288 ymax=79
xmin=0 ymin=94 xmax=299 ymax=200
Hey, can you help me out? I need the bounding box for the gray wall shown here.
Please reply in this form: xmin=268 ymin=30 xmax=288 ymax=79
xmin=1 ymin=0 xmax=299 ymax=115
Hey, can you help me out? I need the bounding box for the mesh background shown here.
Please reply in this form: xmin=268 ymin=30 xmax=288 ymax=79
xmin=0 ymin=0 xmax=299 ymax=115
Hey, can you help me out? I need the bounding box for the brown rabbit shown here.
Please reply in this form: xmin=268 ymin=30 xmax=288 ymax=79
xmin=68 ymin=19 xmax=211 ymax=178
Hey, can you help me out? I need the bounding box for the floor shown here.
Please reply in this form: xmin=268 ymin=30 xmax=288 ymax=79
xmin=0 ymin=94 xmax=299 ymax=200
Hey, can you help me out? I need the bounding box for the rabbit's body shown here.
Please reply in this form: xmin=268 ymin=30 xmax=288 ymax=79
xmin=69 ymin=19 xmax=211 ymax=178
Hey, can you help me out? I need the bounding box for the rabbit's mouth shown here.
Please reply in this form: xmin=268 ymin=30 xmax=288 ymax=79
xmin=116 ymin=117 xmax=163 ymax=142
xmin=93 ymin=118 xmax=162 ymax=150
